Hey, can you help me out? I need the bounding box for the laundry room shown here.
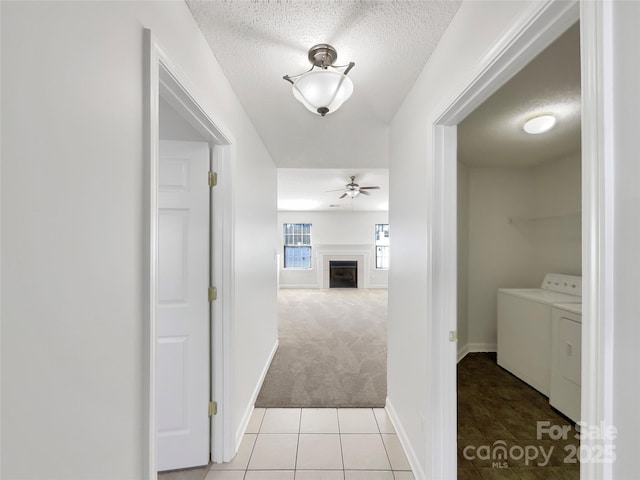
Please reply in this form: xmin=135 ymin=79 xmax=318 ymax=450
xmin=457 ymin=20 xmax=582 ymax=438
xmin=455 ymin=25 xmax=583 ymax=480
xmin=455 ymin=23 xmax=581 ymax=359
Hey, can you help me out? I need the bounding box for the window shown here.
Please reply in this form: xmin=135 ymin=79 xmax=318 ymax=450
xmin=283 ymin=223 xmax=312 ymax=269
xmin=375 ymin=223 xmax=390 ymax=269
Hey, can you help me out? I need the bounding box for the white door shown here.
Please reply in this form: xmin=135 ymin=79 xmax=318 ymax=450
xmin=157 ymin=140 xmax=210 ymax=471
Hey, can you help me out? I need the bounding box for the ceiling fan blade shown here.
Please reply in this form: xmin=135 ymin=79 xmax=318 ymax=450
xmin=325 ymin=188 xmax=347 ymax=192
xmin=339 ymin=193 xmax=348 ymax=199
xmin=359 ymin=186 xmax=380 ymax=190
xmin=359 ymin=190 xmax=370 ymax=196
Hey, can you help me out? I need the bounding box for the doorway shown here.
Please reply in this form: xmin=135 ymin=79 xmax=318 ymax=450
xmin=430 ymin=2 xmax=611 ymax=478
xmin=145 ymin=30 xmax=235 ymax=478
xmin=267 ymin=170 xmax=390 ymax=408
xmin=455 ymin=22 xmax=582 ymax=476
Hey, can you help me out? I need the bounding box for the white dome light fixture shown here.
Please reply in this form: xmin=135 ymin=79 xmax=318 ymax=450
xmin=284 ymin=44 xmax=355 ymax=117
xmin=523 ymin=114 xmax=557 ymax=134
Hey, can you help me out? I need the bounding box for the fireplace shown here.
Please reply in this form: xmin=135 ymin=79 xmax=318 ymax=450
xmin=329 ymin=260 xmax=358 ymax=288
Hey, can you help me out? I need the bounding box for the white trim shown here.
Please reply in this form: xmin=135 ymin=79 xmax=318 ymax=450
xmin=433 ymin=1 xmax=579 ymax=124
xmin=580 ymin=2 xmax=615 ymax=479
xmin=278 ymin=284 xmax=320 ymax=289
xmin=0 ymin=2 xmax=4 ymax=469
xmin=427 ymin=122 xmax=458 ymax=480
xmin=145 ymin=29 xmax=236 ymax=476
xmin=143 ymin=30 xmax=159 ymax=480
xmin=278 ymin=284 xmax=389 ymax=290
xmin=467 ymin=342 xmax=497 ymax=353
xmin=386 ymin=397 xmax=422 ymax=480
xmin=316 ymin=245 xmax=372 ymax=289
xmin=457 ymin=344 xmax=470 ymax=364
xmin=211 ymin=142 xmax=236 ymax=463
xmin=457 ymin=343 xmax=497 ymax=363
xmin=235 ymin=340 xmax=279 ymax=450
xmin=430 ymin=1 xmax=581 ymax=478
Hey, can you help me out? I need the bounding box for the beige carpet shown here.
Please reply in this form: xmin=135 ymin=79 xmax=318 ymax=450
xmin=255 ymin=288 xmax=388 ymax=408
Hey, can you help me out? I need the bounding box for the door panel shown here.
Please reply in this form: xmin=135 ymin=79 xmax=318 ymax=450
xmin=157 ymin=140 xmax=210 ymax=471
xmin=158 ymin=210 xmax=189 ymax=303
xmin=157 ymin=337 xmax=188 ymax=432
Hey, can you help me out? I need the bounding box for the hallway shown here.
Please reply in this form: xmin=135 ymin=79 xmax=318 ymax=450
xmin=207 ymin=407 xmax=413 ymax=479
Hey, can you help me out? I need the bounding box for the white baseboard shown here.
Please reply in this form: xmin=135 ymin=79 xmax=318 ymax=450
xmin=457 ymin=343 xmax=470 ymax=363
xmin=278 ymin=284 xmax=389 ymax=289
xmin=278 ymin=284 xmax=319 ymax=289
xmin=235 ymin=339 xmax=279 ymax=450
xmin=385 ymin=397 xmax=423 ymax=480
xmin=457 ymin=342 xmax=497 ymax=363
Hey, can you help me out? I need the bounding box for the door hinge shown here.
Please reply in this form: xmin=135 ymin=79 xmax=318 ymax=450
xmin=208 ymin=286 xmax=217 ymax=302
xmin=449 ymin=330 xmax=458 ymax=342
xmin=209 ymin=401 xmax=217 ymax=416
xmin=208 ymin=171 xmax=217 ymax=187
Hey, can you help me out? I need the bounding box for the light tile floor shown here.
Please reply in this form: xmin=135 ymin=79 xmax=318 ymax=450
xmin=206 ymin=408 xmax=414 ymax=480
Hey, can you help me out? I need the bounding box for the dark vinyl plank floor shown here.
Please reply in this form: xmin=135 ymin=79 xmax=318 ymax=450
xmin=457 ymin=353 xmax=580 ymax=479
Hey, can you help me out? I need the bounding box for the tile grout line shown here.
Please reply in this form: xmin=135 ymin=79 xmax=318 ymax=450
xmin=337 ymin=408 xmax=346 ymax=480
xmin=295 ymin=408 xmax=302 ymax=477
xmin=373 ymin=407 xmax=395 ymax=476
xmin=243 ymin=408 xmax=265 ymax=479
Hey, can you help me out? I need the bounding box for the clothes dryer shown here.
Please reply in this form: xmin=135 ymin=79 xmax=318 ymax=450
xmin=497 ymin=274 xmax=581 ymax=396
xmin=550 ymin=302 xmax=582 ymax=422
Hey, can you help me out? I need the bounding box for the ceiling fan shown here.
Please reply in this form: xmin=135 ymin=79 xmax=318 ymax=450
xmin=328 ymin=175 xmax=380 ymax=199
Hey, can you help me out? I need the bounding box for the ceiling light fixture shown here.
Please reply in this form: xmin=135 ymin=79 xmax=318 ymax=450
xmin=523 ymin=114 xmax=557 ymax=134
xmin=283 ymin=44 xmax=355 ymax=117
xmin=345 ymin=188 xmax=360 ymax=198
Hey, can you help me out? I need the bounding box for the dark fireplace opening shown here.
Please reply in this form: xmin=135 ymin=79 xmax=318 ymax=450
xmin=329 ymin=260 xmax=358 ymax=288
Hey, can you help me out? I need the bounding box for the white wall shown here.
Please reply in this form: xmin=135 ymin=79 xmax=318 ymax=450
xmin=388 ymin=1 xmax=566 ymax=476
xmin=612 ymin=2 xmax=640 ymax=478
xmin=277 ymin=211 xmax=389 ymax=288
xmin=456 ymin=162 xmax=470 ymax=352
xmin=1 ymin=2 xmax=278 ymax=478
xmin=159 ymin=96 xmax=207 ymax=142
xmin=459 ymin=153 xmax=581 ymax=351
xmin=467 ymin=167 xmax=534 ymax=348
xmin=529 ymin=153 xmax=582 ymax=280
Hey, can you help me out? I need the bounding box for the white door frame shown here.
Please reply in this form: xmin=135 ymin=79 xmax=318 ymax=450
xmin=431 ymin=1 xmax=614 ymax=478
xmin=144 ymin=30 xmax=236 ymax=478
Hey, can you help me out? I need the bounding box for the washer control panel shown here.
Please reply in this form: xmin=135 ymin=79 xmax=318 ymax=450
xmin=541 ymin=273 xmax=582 ymax=296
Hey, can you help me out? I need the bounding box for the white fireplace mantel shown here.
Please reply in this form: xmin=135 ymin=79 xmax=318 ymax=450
xmin=316 ymin=244 xmax=372 ymax=289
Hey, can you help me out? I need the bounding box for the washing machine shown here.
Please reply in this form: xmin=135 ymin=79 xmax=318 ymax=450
xmin=550 ymin=302 xmax=582 ymax=422
xmin=497 ymin=273 xmax=581 ymax=396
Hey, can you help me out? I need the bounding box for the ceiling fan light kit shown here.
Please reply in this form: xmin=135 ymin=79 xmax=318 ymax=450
xmin=332 ymin=176 xmax=380 ymax=200
xmin=284 ymin=44 xmax=355 ymax=117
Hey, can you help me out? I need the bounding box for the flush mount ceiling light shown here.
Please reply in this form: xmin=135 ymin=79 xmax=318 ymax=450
xmin=283 ymin=44 xmax=355 ymax=117
xmin=523 ymin=114 xmax=557 ymax=134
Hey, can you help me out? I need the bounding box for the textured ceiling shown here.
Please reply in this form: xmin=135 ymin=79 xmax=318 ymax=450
xmin=185 ymin=3 xmax=580 ymax=212
xmin=278 ymin=168 xmax=388 ymax=212
xmin=186 ymin=0 xmax=462 ymax=168
xmin=458 ymin=22 xmax=581 ymax=168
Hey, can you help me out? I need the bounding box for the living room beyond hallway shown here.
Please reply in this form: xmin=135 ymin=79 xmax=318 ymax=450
xmin=256 ymin=289 xmax=388 ymax=408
